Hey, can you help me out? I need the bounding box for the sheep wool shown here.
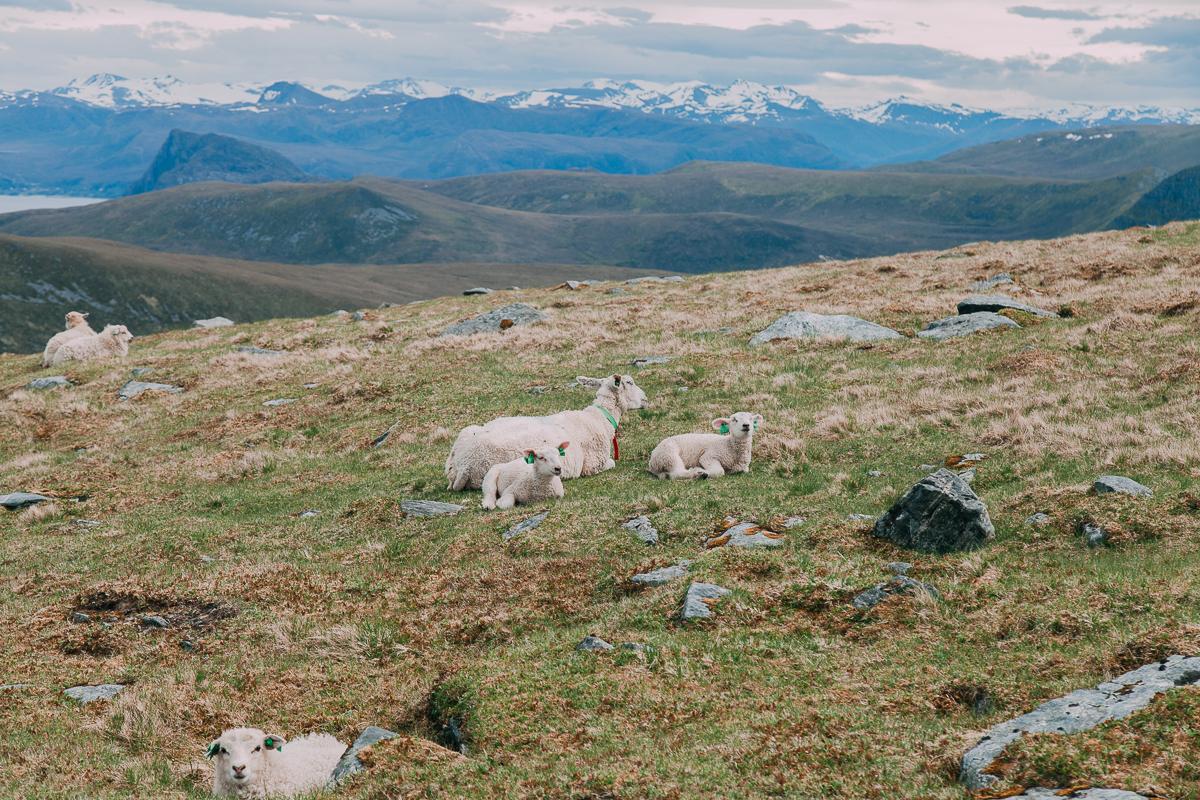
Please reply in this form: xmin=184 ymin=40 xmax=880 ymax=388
xmin=482 ymin=443 xmax=568 ymax=509
xmin=209 ymin=727 xmax=347 ymax=799
xmin=50 ymin=324 xmax=133 ymax=366
xmin=41 ymin=311 xmax=95 ymax=367
xmin=648 ymin=411 xmax=763 ymax=480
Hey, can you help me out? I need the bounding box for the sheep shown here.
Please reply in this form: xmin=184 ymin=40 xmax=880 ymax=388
xmin=207 ymin=727 xmax=346 ymax=799
xmin=445 ymin=374 xmax=648 ymax=491
xmin=50 ymin=324 xmax=133 ymax=366
xmin=482 ymin=442 xmax=568 ymax=509
xmin=41 ymin=311 xmax=94 ymax=367
xmin=648 ymin=411 xmax=763 ymax=480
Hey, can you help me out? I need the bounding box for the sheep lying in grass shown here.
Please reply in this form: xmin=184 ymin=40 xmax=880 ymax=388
xmin=482 ymin=442 xmax=568 ymax=509
xmin=41 ymin=311 xmax=94 ymax=367
xmin=208 ymin=727 xmax=346 ymax=799
xmin=648 ymin=411 xmax=763 ymax=480
xmin=446 ymin=374 xmax=648 ymax=490
xmin=50 ymin=324 xmax=133 ymax=366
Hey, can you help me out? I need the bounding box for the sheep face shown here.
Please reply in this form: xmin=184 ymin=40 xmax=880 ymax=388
xmin=578 ymin=374 xmax=649 ymax=411
xmin=65 ymin=311 xmax=89 ymax=328
xmin=525 ymin=443 xmax=567 ymax=477
xmin=208 ymin=728 xmax=284 ymax=791
xmin=103 ymin=324 xmax=134 ymax=346
xmin=713 ymin=411 xmax=763 ymax=440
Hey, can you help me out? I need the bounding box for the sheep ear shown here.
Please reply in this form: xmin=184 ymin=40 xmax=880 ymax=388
xmin=205 ymin=742 xmax=220 ymax=759
xmin=557 ymin=441 xmax=569 ymax=451
xmin=712 ymin=418 xmax=730 ymax=432
xmin=576 ymin=376 xmax=601 ymax=388
xmin=524 ymin=451 xmax=535 ymax=464
xmin=263 ymin=735 xmax=285 ymax=751
xmin=753 ymin=414 xmax=763 ymax=430
xmin=611 ymin=374 xmax=622 ymax=386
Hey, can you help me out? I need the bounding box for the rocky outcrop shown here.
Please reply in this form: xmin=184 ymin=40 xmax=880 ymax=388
xmin=873 ymin=468 xmax=994 ymax=553
xmin=956 ymin=294 xmax=1059 ymax=318
xmin=917 ymin=312 xmax=1020 ymax=340
xmin=442 ymin=304 xmax=546 ymax=337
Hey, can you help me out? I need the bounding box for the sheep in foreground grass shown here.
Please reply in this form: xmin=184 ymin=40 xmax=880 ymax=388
xmin=41 ymin=311 xmax=94 ymax=367
xmin=50 ymin=324 xmax=133 ymax=366
xmin=482 ymin=442 xmax=568 ymax=509
xmin=208 ymin=727 xmax=346 ymax=799
xmin=445 ymin=374 xmax=648 ymax=490
xmin=648 ymin=411 xmax=763 ymax=480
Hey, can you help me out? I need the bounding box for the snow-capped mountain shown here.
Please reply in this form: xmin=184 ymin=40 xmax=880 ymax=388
xmin=51 ymin=73 xmax=262 ymax=109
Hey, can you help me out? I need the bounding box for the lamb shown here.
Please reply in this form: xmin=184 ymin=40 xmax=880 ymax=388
xmin=445 ymin=374 xmax=648 ymax=491
xmin=41 ymin=311 xmax=95 ymax=367
xmin=207 ymin=727 xmax=346 ymax=799
xmin=648 ymin=411 xmax=763 ymax=480
xmin=482 ymin=442 xmax=568 ymax=509
xmin=50 ymin=324 xmax=133 ymax=366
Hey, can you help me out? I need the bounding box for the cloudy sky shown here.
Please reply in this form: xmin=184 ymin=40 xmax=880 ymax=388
xmin=1 ymin=0 xmax=1197 ymax=109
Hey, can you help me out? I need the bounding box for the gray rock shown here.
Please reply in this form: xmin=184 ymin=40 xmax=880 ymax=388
xmin=960 ymin=655 xmax=1200 ymax=790
xmin=1004 ymin=790 xmax=1147 ymax=800
xmin=607 ymin=287 xmax=627 ymax=295
xmin=463 ymin=287 xmax=493 ymax=295
xmin=1 ymin=492 xmax=50 ymax=510
xmin=72 ymin=518 xmax=103 ymax=528
xmin=663 ymin=275 xmax=684 ymax=283
xmin=622 ymin=515 xmax=659 ymax=545
xmin=957 ymin=294 xmax=1058 ymax=318
xmin=625 ymin=275 xmax=669 ymax=285
xmin=576 ymin=635 xmax=614 ymax=652
xmin=27 ymin=375 xmax=72 ymax=390
xmin=679 ymin=582 xmax=731 ymax=620
xmin=847 ymin=513 xmax=875 ymax=522
xmin=371 ymin=425 xmax=396 ymax=448
xmin=442 ymin=303 xmax=546 ymax=337
xmin=1082 ymin=522 xmax=1109 ymax=548
xmin=957 ymin=468 xmax=977 ymax=485
xmin=886 ymin=561 xmax=912 ymax=576
xmin=873 ymin=468 xmax=994 ymax=553
xmin=504 ymin=511 xmax=548 ymax=541
xmin=0 ymin=683 xmax=32 ymax=691
xmin=630 ymin=561 xmax=691 ymax=588
xmin=303 ymin=383 xmax=320 ymax=389
xmin=750 ymin=312 xmax=902 ymax=345
xmin=706 ymin=521 xmax=784 ymax=549
xmin=562 ymin=280 xmax=583 ymax=290
xmin=130 ymin=367 xmax=153 ymax=377
xmin=63 ymin=684 xmax=124 ymax=704
xmin=299 ymin=510 xmax=320 ymax=519
xmin=118 ymin=381 xmax=183 ymax=401
xmin=632 ymin=356 xmax=671 ymax=368
xmin=918 ymin=464 xmax=938 ymax=472
xmin=852 ymin=575 xmax=940 ymax=610
xmin=140 ymin=615 xmax=169 ymax=629
xmin=70 ymin=612 xmax=91 ymax=623
xmin=236 ymin=346 xmax=286 ymax=356
xmin=781 ymin=516 xmax=806 ymax=528
xmin=193 ymin=316 xmax=234 ymax=328
xmin=867 ymin=470 xmax=883 ymax=477
xmin=917 ymin=312 xmax=1021 ymax=340
xmin=1026 ymin=512 xmax=1052 ymax=525
xmin=971 ymin=273 xmax=1014 ymax=291
xmin=401 ymin=500 xmax=463 ymax=518
xmin=329 ymin=726 xmax=399 ymax=785
xmin=261 ymin=398 xmax=296 ymax=407
xmin=1093 ymin=475 xmax=1152 ymax=498
xmin=351 ymin=311 xmax=366 ymax=322
xmin=619 ymin=642 xmax=649 ymax=656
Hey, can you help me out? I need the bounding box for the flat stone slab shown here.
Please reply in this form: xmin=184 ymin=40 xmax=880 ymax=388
xmin=1026 ymin=512 xmax=1052 ymax=525
xmin=504 ymin=511 xmax=548 ymax=541
xmin=63 ymin=684 xmax=124 ymax=704
xmin=193 ymin=316 xmax=234 ymax=328
xmin=957 ymin=294 xmax=1059 ymax=318
xmin=632 ymin=356 xmax=671 ymax=368
xmin=679 ymin=582 xmax=730 ymax=620
xmin=262 ymin=398 xmax=296 ymax=407
xmin=625 ymin=275 xmax=683 ymax=285
xmin=630 ymin=560 xmax=691 ymax=588
xmin=576 ymin=635 xmax=614 ymax=652
xmin=27 ymin=376 xmax=72 ymax=390
xmin=442 ymin=303 xmax=546 ymax=337
xmin=706 ymin=520 xmax=784 ymax=549
xmin=1093 ymin=475 xmax=1152 ymax=497
xmin=960 ymin=655 xmax=1200 ymax=790
xmin=874 ymin=468 xmax=994 ymax=554
xmin=235 ymin=346 xmax=286 ymax=356
xmin=329 ymin=725 xmax=399 ymax=784
xmin=1008 ymin=790 xmax=1147 ymax=800
xmin=971 ymin=273 xmax=1015 ymax=291
xmin=118 ymin=381 xmax=183 ymax=401
xmin=1 ymin=492 xmax=50 ymax=510
xmin=622 ymin=515 xmax=660 ymax=545
xmin=462 ymin=287 xmax=493 ymax=295
xmin=401 ymin=500 xmax=463 ymax=518
xmin=917 ymin=312 xmax=1020 ymax=340
xmin=750 ymin=312 xmax=902 ymax=345
xmin=852 ymin=575 xmax=940 ymax=610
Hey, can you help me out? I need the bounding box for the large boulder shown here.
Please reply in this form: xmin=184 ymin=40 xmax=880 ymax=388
xmin=750 ymin=312 xmax=902 ymax=345
xmin=961 ymin=655 xmax=1200 ymax=790
xmin=1 ymin=491 xmax=50 ymax=510
xmin=441 ymin=304 xmax=545 ymax=337
xmin=873 ymin=468 xmax=994 ymax=553
xmin=917 ymin=312 xmax=1020 ymax=340
xmin=329 ymin=726 xmax=399 ymax=784
xmin=956 ymin=294 xmax=1058 ymax=318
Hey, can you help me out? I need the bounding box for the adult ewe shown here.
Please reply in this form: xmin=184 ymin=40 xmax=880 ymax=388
xmin=648 ymin=411 xmax=763 ymax=480
xmin=208 ymin=727 xmax=346 ymax=799
xmin=482 ymin=443 xmax=568 ymax=509
xmin=50 ymin=324 xmax=133 ymax=366
xmin=41 ymin=311 xmax=94 ymax=367
xmin=446 ymin=374 xmax=648 ymax=491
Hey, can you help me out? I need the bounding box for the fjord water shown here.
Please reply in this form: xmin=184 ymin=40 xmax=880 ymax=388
xmin=0 ymin=195 xmax=103 ymax=213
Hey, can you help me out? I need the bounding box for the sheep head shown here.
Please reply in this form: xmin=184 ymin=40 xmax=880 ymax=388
xmin=576 ymin=374 xmax=648 ymax=411
xmin=64 ymin=311 xmax=89 ymax=328
xmin=524 ymin=443 xmax=567 ymax=477
xmin=102 ymin=324 xmax=134 ymax=346
xmin=207 ymin=727 xmax=285 ymax=792
xmin=713 ymin=412 xmax=763 ymax=439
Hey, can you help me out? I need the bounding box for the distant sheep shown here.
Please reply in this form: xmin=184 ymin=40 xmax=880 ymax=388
xmin=41 ymin=311 xmax=94 ymax=367
xmin=482 ymin=442 xmax=568 ymax=509
xmin=50 ymin=324 xmax=133 ymax=366
xmin=445 ymin=374 xmax=649 ymax=491
xmin=648 ymin=411 xmax=763 ymax=480
xmin=208 ymin=727 xmax=346 ymax=799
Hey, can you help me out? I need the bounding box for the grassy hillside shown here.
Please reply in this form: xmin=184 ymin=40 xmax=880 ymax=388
xmin=0 ymin=234 xmax=663 ymax=353
xmin=0 ymin=163 xmax=1154 ymax=271
xmin=2 ymin=223 xmax=1199 ymax=798
xmin=899 ymin=124 xmax=1200 ymax=180
xmin=1113 ymin=165 xmax=1200 ymax=228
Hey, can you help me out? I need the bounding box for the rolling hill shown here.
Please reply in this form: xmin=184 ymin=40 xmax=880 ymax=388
xmin=1113 ymin=165 xmax=1200 ymax=228
xmin=127 ymin=130 xmax=310 ymax=194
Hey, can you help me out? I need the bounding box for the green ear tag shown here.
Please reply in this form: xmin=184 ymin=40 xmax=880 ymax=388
xmin=264 ymin=737 xmax=282 ymax=751
xmin=719 ymin=423 xmax=729 ymax=435
xmin=557 ymin=447 xmax=566 ymax=456
xmin=206 ymin=742 xmax=220 ymax=759
xmin=753 ymin=420 xmax=759 ymax=431
xmin=524 ymin=454 xmax=535 ymax=464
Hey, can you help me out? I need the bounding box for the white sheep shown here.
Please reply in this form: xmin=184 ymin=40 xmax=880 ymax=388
xmin=41 ymin=311 xmax=94 ymax=367
xmin=648 ymin=411 xmax=763 ymax=480
xmin=445 ymin=374 xmax=648 ymax=491
xmin=207 ymin=727 xmax=346 ymax=799
xmin=50 ymin=324 xmax=133 ymax=366
xmin=482 ymin=442 xmax=568 ymax=509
